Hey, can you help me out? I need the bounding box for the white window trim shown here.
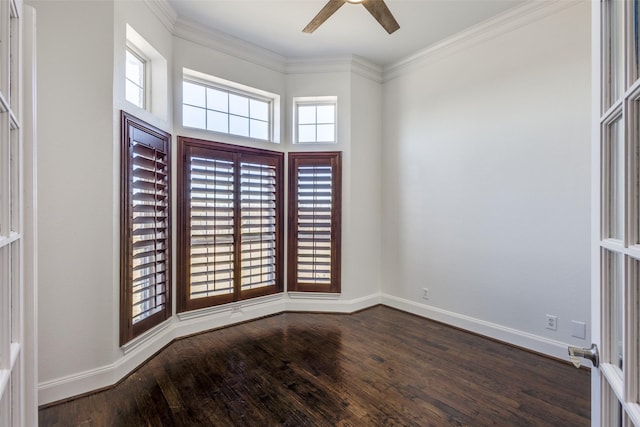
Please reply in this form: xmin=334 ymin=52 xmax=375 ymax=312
xmin=182 ymin=68 xmax=281 ymax=143
xmin=293 ymin=96 xmax=338 ymax=144
xmin=125 ymin=45 xmax=149 ymax=110
xmin=126 ymin=24 xmax=168 ymax=120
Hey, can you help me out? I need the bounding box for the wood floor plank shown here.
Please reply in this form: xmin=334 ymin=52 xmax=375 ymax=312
xmin=39 ymin=306 xmax=590 ymax=426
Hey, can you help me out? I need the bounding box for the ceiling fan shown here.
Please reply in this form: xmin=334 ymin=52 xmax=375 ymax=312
xmin=303 ymin=0 xmax=400 ymax=35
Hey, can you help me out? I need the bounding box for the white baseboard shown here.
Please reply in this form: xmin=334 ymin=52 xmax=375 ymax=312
xmin=380 ymin=293 xmax=573 ymax=363
xmin=39 ymin=292 xmax=576 ymax=406
xmin=38 ymin=293 xmax=381 ymax=406
xmin=38 ymin=364 xmax=118 ymax=408
xmin=285 ymin=293 xmax=382 ymax=313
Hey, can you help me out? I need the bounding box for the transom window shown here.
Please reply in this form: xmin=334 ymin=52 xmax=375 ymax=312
xmin=183 ymin=79 xmax=273 ymax=142
xmin=125 ymin=48 xmax=146 ymax=109
xmin=125 ymin=24 xmax=169 ymax=120
xmin=294 ymin=97 xmax=337 ymax=144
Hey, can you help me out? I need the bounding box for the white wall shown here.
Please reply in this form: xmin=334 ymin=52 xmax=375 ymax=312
xmin=31 ymin=0 xmax=384 ymax=404
xmin=381 ymin=2 xmax=591 ymax=358
xmin=284 ymin=68 xmax=383 ymax=303
xmin=31 ymin=0 xmax=116 ymax=386
xmin=172 ymin=36 xmax=286 ymax=151
xmin=30 ymin=0 xmax=589 ymax=407
xmin=115 ymin=0 xmax=174 ymax=132
xmin=347 ymin=73 xmax=383 ymax=299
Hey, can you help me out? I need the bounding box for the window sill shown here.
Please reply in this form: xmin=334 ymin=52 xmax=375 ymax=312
xmin=121 ymin=319 xmax=171 ymax=355
xmin=287 ymin=292 xmax=342 ymax=300
xmin=177 ymin=293 xmax=284 ymax=322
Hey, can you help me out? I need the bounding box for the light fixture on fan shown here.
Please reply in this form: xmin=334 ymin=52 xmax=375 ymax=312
xmin=303 ymin=0 xmax=400 ymax=34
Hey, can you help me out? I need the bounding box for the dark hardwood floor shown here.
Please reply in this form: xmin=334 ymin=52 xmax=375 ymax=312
xmin=39 ymin=306 xmax=590 ymax=426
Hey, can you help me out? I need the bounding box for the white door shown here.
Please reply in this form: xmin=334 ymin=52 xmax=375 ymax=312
xmin=593 ymin=0 xmax=640 ymax=425
xmin=0 ymin=0 xmax=37 ymax=424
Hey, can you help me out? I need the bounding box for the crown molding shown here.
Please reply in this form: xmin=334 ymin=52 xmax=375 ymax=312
xmin=286 ymin=55 xmax=383 ymax=83
xmin=350 ymin=56 xmax=383 ymax=83
xmin=173 ymin=17 xmax=288 ymax=74
xmin=141 ymin=0 xmax=578 ymax=84
xmin=143 ymin=0 xmax=177 ymax=33
xmin=383 ymin=0 xmax=581 ymax=82
xmin=172 ymin=17 xmax=384 ymax=82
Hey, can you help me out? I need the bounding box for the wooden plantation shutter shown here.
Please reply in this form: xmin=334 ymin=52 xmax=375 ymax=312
xmin=178 ymin=137 xmax=283 ymax=312
xmin=288 ymin=152 xmax=341 ymax=293
xmin=188 ymin=152 xmax=235 ymax=305
xmin=121 ymin=112 xmax=172 ymax=345
xmin=240 ymin=158 xmax=278 ymax=294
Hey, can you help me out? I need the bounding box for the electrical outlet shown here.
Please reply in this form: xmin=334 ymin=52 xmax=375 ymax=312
xmin=422 ymin=288 xmax=429 ymax=299
xmin=546 ymin=314 xmax=557 ymax=331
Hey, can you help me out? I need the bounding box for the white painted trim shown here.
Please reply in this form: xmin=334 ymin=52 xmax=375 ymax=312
xmin=38 ymin=364 xmax=116 ymax=408
xmin=173 ymin=17 xmax=287 ymax=75
xmin=143 ymin=0 xmax=573 ymax=86
xmin=22 ymin=6 xmax=37 ymax=424
xmin=120 ymin=318 xmax=172 ymax=355
xmin=176 ymin=293 xmax=285 ymax=322
xmin=0 ymin=343 xmax=21 ymax=401
xmin=173 ymin=19 xmax=384 ymax=83
xmin=285 ymin=293 xmax=381 ymax=312
xmin=349 ymin=56 xmax=383 ymax=83
xmin=171 ymin=16 xmax=384 ymax=82
xmin=144 ymin=0 xmax=567 ymax=85
xmin=37 ymin=293 xmax=379 ymax=406
xmin=287 ymin=291 xmax=341 ymax=300
xmin=286 ymin=56 xmax=382 ymax=83
xmin=142 ymin=0 xmax=177 ymax=33
xmin=383 ymin=0 xmax=582 ymax=82
xmin=380 ymin=294 xmax=578 ymax=363
xmin=144 ymin=0 xmax=386 ymax=83
xmin=39 ymin=292 xmax=584 ymax=405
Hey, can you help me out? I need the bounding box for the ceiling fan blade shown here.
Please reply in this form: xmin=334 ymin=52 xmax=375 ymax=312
xmin=303 ymin=0 xmax=347 ymax=33
xmin=362 ymin=0 xmax=400 ymax=34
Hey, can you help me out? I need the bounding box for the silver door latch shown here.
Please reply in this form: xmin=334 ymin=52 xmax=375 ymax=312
xmin=568 ymin=344 xmax=599 ymax=368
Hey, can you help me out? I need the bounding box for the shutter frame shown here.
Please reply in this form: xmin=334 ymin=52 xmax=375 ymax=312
xmin=288 ymin=152 xmax=342 ymax=293
xmin=177 ymin=137 xmax=284 ymax=312
xmin=120 ymin=111 xmax=172 ymax=346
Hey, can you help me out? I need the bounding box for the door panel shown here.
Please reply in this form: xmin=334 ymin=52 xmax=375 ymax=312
xmin=596 ymin=1 xmax=640 ymax=425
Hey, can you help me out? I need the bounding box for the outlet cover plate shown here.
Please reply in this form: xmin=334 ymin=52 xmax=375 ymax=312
xmin=571 ymin=320 xmax=586 ymax=339
xmin=546 ymin=314 xmax=557 ymax=331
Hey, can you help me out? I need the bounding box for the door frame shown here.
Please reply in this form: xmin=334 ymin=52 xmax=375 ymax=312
xmin=592 ymin=0 xmax=640 ymax=425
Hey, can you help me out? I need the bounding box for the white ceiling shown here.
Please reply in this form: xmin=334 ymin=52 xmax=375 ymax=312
xmin=166 ymin=0 xmax=526 ymax=67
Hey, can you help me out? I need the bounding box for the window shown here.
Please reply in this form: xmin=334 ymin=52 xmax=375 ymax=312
xmin=288 ymin=152 xmax=341 ymax=293
xmin=294 ymin=97 xmax=337 ymax=144
xmin=182 ymin=79 xmax=274 ymax=141
xmin=177 ymin=137 xmax=284 ymax=312
xmin=120 ymin=111 xmax=172 ymax=345
xmin=125 ymin=24 xmax=168 ymax=120
xmin=125 ymin=47 xmax=146 ymax=109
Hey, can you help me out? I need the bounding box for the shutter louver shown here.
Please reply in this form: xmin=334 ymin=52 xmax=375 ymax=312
xmin=188 ymin=156 xmax=235 ymax=299
xmin=178 ymin=137 xmax=283 ymax=312
xmin=121 ymin=111 xmax=172 ymax=345
xmin=131 ymin=142 xmax=169 ymax=323
xmin=288 ymin=152 xmax=341 ymax=293
xmin=296 ymin=165 xmax=332 ymax=285
xmin=240 ymin=161 xmax=277 ymax=290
